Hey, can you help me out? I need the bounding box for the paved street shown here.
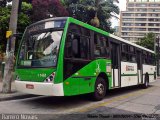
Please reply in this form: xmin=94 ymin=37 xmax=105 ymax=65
xmin=0 ymin=79 xmax=160 ymax=120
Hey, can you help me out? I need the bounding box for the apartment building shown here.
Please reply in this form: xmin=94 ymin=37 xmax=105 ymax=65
xmin=120 ymin=0 xmax=160 ymax=43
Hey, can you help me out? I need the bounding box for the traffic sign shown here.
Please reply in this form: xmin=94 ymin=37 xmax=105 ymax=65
xmin=6 ymin=31 xmax=12 ymax=39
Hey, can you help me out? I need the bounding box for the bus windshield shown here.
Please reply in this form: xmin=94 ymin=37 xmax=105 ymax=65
xmin=17 ymin=20 xmax=65 ymax=68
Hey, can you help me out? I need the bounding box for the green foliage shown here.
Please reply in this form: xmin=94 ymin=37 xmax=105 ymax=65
xmin=0 ymin=6 xmax=11 ymax=52
xmin=17 ymin=2 xmax=32 ymax=32
xmin=136 ymin=33 xmax=155 ymax=51
xmin=63 ymin=0 xmax=119 ymax=32
xmin=20 ymin=2 xmax=32 ymax=14
xmin=0 ymin=2 xmax=32 ymax=54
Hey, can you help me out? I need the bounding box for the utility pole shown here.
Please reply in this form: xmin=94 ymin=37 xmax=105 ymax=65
xmin=2 ymin=0 xmax=19 ymax=93
xmin=157 ymin=36 xmax=160 ymax=76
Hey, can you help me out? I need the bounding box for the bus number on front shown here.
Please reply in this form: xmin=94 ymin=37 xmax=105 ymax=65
xmin=38 ymin=73 xmax=47 ymax=78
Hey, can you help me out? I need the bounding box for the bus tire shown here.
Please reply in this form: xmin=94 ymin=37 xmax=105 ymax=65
xmin=91 ymin=77 xmax=106 ymax=101
xmin=142 ymin=74 xmax=149 ymax=89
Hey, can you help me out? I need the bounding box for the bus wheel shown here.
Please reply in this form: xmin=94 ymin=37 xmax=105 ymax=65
xmin=142 ymin=74 xmax=149 ymax=89
xmin=92 ymin=77 xmax=106 ymax=101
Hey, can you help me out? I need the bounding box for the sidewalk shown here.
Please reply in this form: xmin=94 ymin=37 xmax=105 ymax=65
xmin=0 ymin=81 xmax=37 ymax=101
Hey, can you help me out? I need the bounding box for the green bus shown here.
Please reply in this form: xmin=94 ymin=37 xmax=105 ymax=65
xmin=15 ymin=17 xmax=156 ymax=101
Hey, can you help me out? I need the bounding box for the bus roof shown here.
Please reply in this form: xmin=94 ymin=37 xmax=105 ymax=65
xmin=29 ymin=17 xmax=154 ymax=54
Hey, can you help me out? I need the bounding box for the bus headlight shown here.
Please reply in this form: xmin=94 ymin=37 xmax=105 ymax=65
xmin=44 ymin=72 xmax=55 ymax=83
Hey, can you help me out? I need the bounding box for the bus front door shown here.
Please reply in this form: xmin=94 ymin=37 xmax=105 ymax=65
xmin=111 ymin=42 xmax=120 ymax=88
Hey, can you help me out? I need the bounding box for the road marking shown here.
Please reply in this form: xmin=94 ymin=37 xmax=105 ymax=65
xmin=77 ymin=86 xmax=157 ymax=113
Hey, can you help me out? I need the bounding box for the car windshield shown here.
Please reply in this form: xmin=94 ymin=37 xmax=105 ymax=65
xmin=18 ymin=20 xmax=65 ymax=67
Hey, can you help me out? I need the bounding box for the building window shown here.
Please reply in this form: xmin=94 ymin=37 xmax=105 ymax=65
xmin=142 ymin=0 xmax=148 ymax=2
xmin=122 ymin=18 xmax=134 ymax=21
xmin=149 ymin=0 xmax=155 ymax=2
xmin=129 ymin=0 xmax=135 ymax=2
xmin=136 ymin=3 xmax=147 ymax=7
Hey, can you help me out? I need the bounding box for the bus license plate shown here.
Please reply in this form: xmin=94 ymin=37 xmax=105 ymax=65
xmin=26 ymin=84 xmax=34 ymax=89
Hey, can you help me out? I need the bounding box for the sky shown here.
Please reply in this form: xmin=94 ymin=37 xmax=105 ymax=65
xmin=111 ymin=0 xmax=127 ymax=28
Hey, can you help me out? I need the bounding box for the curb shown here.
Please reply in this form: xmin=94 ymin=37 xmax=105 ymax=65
xmin=0 ymin=93 xmax=39 ymax=102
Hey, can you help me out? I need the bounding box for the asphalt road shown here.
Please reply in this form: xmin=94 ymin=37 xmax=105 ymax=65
xmin=0 ymin=79 xmax=160 ymax=120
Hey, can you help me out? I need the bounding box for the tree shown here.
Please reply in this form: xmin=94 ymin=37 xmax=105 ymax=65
xmin=0 ymin=2 xmax=32 ymax=54
xmin=0 ymin=6 xmax=11 ymax=52
xmin=31 ymin=0 xmax=68 ymax=22
xmin=0 ymin=1 xmax=32 ymax=93
xmin=63 ymin=0 xmax=119 ymax=32
xmin=136 ymin=33 xmax=155 ymax=51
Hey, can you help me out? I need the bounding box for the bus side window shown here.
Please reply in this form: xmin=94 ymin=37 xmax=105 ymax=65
xmin=94 ymin=34 xmax=100 ymax=56
xmin=140 ymin=51 xmax=155 ymax=65
xmin=66 ymin=23 xmax=90 ymax=59
xmin=121 ymin=43 xmax=129 ymax=61
xmin=143 ymin=51 xmax=148 ymax=64
xmin=94 ymin=33 xmax=110 ymax=58
xmin=148 ymin=53 xmax=155 ymax=65
xmin=70 ymin=34 xmax=90 ymax=59
xmin=152 ymin=54 xmax=156 ymax=65
xmin=129 ymin=46 xmax=136 ymax=62
xmin=72 ymin=34 xmax=80 ymax=58
xmin=142 ymin=51 xmax=145 ymax=64
xmin=80 ymin=36 xmax=90 ymax=59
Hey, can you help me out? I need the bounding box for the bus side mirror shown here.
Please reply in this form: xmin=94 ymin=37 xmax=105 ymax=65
xmin=72 ymin=39 xmax=78 ymax=56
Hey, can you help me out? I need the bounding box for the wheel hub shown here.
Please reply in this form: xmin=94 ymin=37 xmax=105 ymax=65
xmin=97 ymin=83 xmax=104 ymax=95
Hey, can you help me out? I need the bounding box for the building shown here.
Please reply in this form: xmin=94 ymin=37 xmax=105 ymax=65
xmin=120 ymin=0 xmax=160 ymax=43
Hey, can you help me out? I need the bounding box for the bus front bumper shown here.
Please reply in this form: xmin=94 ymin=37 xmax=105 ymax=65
xmin=15 ymin=80 xmax=64 ymax=96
